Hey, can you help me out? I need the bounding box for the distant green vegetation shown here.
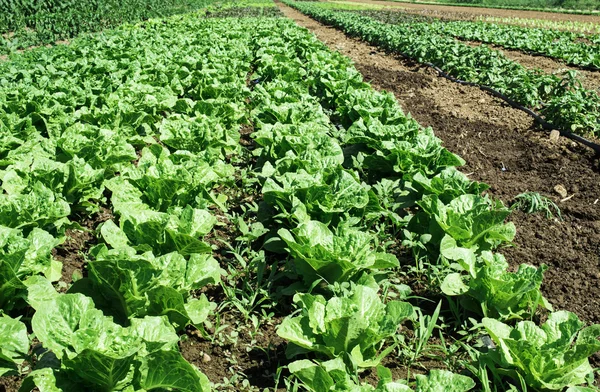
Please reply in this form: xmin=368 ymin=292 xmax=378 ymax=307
xmin=0 ymin=0 xmax=220 ymax=52
xmin=431 ymin=0 xmax=600 ymax=12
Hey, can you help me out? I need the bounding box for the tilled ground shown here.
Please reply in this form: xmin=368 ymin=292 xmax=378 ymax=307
xmin=277 ymin=2 xmax=600 ymax=325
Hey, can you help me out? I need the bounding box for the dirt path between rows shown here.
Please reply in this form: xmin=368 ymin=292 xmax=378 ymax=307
xmin=341 ymin=0 xmax=600 ymax=23
xmin=278 ymin=2 xmax=600 ymax=324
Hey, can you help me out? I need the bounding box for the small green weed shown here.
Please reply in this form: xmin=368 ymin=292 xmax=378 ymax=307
xmin=512 ymin=191 xmax=562 ymax=219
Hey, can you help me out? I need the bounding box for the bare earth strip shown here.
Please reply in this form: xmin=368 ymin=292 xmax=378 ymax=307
xmin=340 ymin=0 xmax=600 ymax=23
xmin=277 ymin=2 xmax=600 ymax=326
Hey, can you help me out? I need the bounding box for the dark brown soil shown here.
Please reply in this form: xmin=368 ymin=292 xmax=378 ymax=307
xmin=0 ymin=376 xmax=22 ymax=392
xmin=278 ymin=2 xmax=600 ymax=325
xmin=53 ymin=207 xmax=113 ymax=287
xmin=181 ymin=316 xmax=288 ymax=390
xmin=342 ymin=0 xmax=600 ymax=23
xmin=239 ymin=123 xmax=255 ymax=148
xmin=53 ymin=229 xmax=94 ymax=287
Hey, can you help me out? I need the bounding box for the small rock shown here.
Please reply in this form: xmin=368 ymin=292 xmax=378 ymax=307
xmin=549 ymin=130 xmax=560 ymax=141
xmin=478 ymin=98 xmax=486 ymax=104
xmin=554 ymin=184 xmax=568 ymax=198
xmin=202 ymin=353 xmax=211 ymax=363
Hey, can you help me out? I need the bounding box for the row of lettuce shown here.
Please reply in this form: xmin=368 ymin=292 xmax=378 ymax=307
xmin=351 ymin=9 xmax=600 ymax=68
xmin=285 ymin=1 xmax=600 ymax=138
xmin=0 ymin=2 xmax=599 ymax=391
xmin=247 ymin=10 xmax=600 ymax=392
xmin=0 ymin=7 xmax=264 ymax=390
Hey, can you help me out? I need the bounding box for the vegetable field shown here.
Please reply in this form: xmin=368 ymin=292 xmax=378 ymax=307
xmin=1 ymin=0 xmax=600 ymax=391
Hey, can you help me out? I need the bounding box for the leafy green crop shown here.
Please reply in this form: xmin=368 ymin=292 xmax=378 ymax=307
xmin=284 ymin=1 xmax=600 ymax=136
xmin=0 ymin=225 xmax=61 ymax=311
xmin=483 ymin=311 xmax=600 ymax=390
xmin=278 ymin=277 xmax=414 ymax=368
xmin=355 ymin=10 xmax=600 ymax=70
xmin=0 ymin=314 xmax=29 ymax=377
xmin=279 ymin=220 xmax=399 ymax=284
xmin=442 ymin=252 xmax=551 ymax=320
xmin=23 ymin=277 xmax=210 ymax=391
xmin=288 ymin=360 xmax=475 ymax=391
xmin=0 ymin=0 xmax=222 ymax=54
xmin=1 ymin=3 xmax=599 ymax=391
xmin=411 ymin=194 xmax=515 ymax=275
xmin=69 ymin=246 xmax=221 ymax=328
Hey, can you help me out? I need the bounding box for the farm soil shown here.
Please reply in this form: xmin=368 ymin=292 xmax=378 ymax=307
xmin=277 ymin=2 xmax=600 ymax=327
xmin=340 ymin=0 xmax=600 ymax=24
xmin=0 ymin=377 xmax=21 ymax=392
xmin=53 ymin=207 xmax=113 ymax=287
xmin=181 ymin=316 xmax=288 ymax=389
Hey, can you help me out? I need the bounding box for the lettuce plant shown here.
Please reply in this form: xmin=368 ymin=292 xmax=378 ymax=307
xmin=289 ymin=358 xmax=408 ymax=392
xmin=288 ymin=358 xmax=475 ymax=392
xmin=23 ymin=277 xmax=210 ymax=391
xmin=412 ymin=194 xmax=515 ymax=276
xmin=0 ymin=314 xmax=29 ymax=377
xmin=278 ymin=220 xmax=399 ymax=284
xmin=69 ymin=243 xmax=222 ymax=328
xmin=263 ymin=167 xmax=373 ymax=225
xmin=277 ymin=278 xmax=414 ymax=368
xmin=441 ymin=252 xmax=551 ymax=321
xmin=0 ymin=226 xmax=61 ymax=311
xmin=483 ymin=311 xmax=600 ymax=390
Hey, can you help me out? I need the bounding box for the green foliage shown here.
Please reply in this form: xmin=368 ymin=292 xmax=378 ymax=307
xmin=512 ymin=191 xmax=562 ymax=219
xmin=23 ymin=278 xmax=210 ymax=391
xmin=483 ymin=311 xmax=600 ymax=390
xmin=358 ymin=10 xmax=600 ymax=69
xmin=1 ymin=4 xmax=599 ymax=391
xmin=0 ymin=12 xmax=261 ymax=390
xmin=445 ymin=0 xmax=600 ymax=12
xmin=277 ymin=277 xmax=414 ymax=368
xmin=288 ymin=359 xmax=475 ymax=391
xmin=0 ymin=226 xmax=61 ymax=312
xmin=70 ymin=247 xmax=221 ymax=328
xmin=0 ymin=314 xmax=29 ymax=377
xmin=441 ymin=252 xmax=551 ymax=321
xmin=279 ymin=220 xmax=399 ymax=284
xmin=0 ymin=0 xmax=221 ymax=53
xmin=285 ymin=1 xmax=600 ymax=136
